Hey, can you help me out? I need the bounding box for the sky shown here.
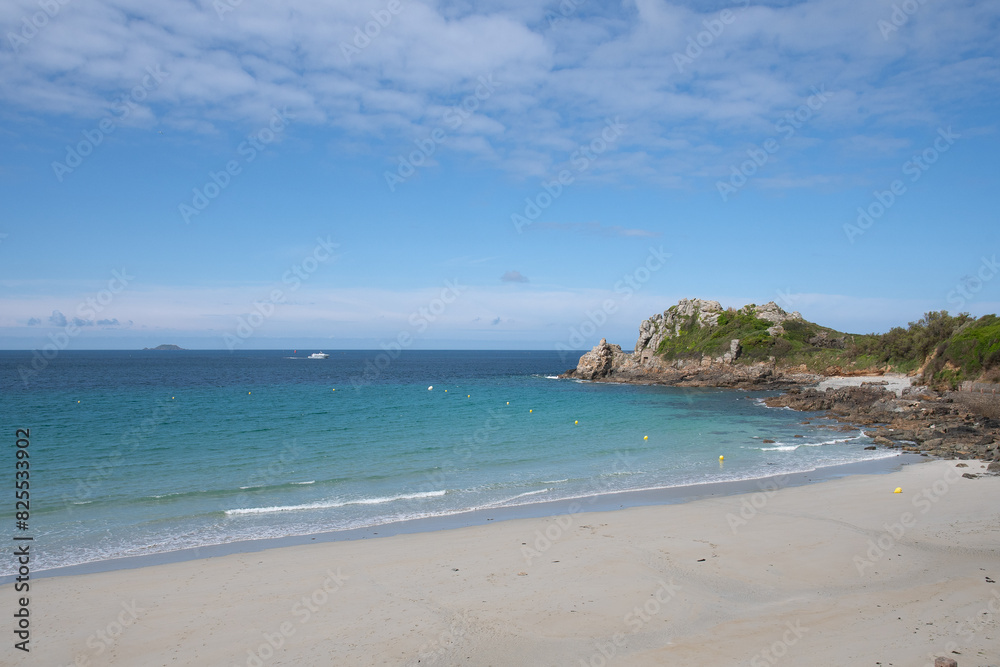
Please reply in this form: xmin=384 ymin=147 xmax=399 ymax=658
xmin=1 ymin=0 xmax=998 ymax=351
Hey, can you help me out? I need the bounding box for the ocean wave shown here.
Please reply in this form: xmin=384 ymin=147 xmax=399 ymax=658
xmin=753 ymin=398 xmax=793 ymax=410
xmin=759 ymin=433 xmax=866 ymax=451
xmin=477 ymin=488 xmax=551 ymax=509
xmin=224 ymin=490 xmax=447 ymax=516
xmin=293 ymin=481 xmax=315 ymax=485
xmin=542 ymin=479 xmax=568 ymax=484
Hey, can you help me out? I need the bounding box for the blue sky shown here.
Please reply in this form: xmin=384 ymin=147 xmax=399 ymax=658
xmin=1 ymin=0 xmax=998 ymax=350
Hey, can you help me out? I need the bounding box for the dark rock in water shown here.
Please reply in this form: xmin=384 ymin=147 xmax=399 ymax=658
xmin=962 ymin=473 xmax=979 ymax=479
xmin=934 ymin=658 xmax=958 ymax=667
xmin=571 ymin=338 xmax=624 ymax=380
xmin=763 ymin=439 xmax=775 ymax=444
xmin=864 ymin=445 xmax=876 ymax=450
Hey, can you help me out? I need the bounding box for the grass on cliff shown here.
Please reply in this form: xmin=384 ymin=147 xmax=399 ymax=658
xmin=654 ymin=310 xmax=844 ymax=364
xmin=655 ymin=311 xmax=771 ymax=360
xmin=921 ymin=314 xmax=1000 ymax=388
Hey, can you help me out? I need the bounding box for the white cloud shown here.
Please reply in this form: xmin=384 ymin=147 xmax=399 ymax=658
xmin=1 ymin=0 xmax=995 ymax=189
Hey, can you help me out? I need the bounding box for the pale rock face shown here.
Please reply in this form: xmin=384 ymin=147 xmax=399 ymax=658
xmin=741 ymin=301 xmax=802 ymax=324
xmin=574 ymin=338 xmax=629 ymax=380
xmin=634 ymin=298 xmax=724 ymax=355
xmin=635 ymin=299 xmax=802 ymax=356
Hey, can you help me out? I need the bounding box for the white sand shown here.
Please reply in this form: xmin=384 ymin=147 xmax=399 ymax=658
xmin=6 ymin=460 xmax=999 ymax=666
xmin=816 ymin=373 xmax=914 ymax=397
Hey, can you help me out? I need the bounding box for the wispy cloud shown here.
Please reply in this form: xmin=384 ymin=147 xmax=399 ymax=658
xmin=1 ymin=0 xmax=995 ymax=190
xmin=532 ymin=222 xmax=661 ymax=238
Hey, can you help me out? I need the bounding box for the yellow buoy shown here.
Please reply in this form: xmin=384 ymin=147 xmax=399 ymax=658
xmin=332 ymin=389 xmax=335 ymax=392
xmin=248 ymin=391 xmax=251 ymax=395
xmin=719 ymin=455 xmax=724 ymax=461
xmin=172 ymin=397 xmax=175 ymax=399
xmin=428 ymin=386 xmax=433 ymax=390
xmin=644 ymin=435 xmax=648 ymax=440
xmin=445 ymin=389 xmax=447 ymax=392
xmin=574 ymin=420 xmax=578 ymax=425
xmin=506 ymin=401 xmax=509 ymax=405
xmin=894 ymin=487 xmax=902 ymax=494
xmin=529 ymin=409 xmax=533 ymax=413
xmin=77 ymin=400 xmax=80 ymax=403
xmin=467 ymin=395 xmax=470 ymax=398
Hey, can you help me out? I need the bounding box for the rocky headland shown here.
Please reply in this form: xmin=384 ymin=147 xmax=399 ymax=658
xmin=562 ymin=298 xmax=1000 ymax=464
xmin=562 ymin=298 xmax=820 ymax=389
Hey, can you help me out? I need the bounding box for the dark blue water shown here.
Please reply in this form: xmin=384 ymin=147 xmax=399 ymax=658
xmin=0 ymin=350 xmax=889 ymax=574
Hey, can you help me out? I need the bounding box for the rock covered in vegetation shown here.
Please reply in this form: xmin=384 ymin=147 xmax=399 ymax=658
xmin=567 ymin=298 xmax=819 ymax=387
xmin=635 ymin=298 xmax=724 ymax=355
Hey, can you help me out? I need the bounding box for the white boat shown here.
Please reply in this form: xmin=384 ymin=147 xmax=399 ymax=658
xmin=308 ymin=352 xmax=329 ymax=359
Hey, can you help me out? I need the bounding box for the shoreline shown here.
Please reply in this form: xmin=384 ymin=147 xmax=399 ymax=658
xmin=9 ymin=452 xmax=921 ymax=583
xmin=5 ymin=457 xmax=997 ymax=665
xmin=571 ymin=368 xmax=1000 ymax=463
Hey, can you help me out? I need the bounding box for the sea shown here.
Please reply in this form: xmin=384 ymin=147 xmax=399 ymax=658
xmin=0 ymin=349 xmax=901 ymax=577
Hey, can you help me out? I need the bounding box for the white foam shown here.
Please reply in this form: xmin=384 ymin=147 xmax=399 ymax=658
xmin=225 ymin=490 xmax=447 ymax=516
xmin=507 ymin=488 xmax=549 ymax=500
xmin=480 ymin=488 xmax=550 ymax=508
xmin=759 ymin=433 xmax=866 ymax=451
xmin=294 ymin=481 xmax=315 ymax=485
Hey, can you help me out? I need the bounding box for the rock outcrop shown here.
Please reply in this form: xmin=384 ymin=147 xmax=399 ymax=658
xmin=567 ymin=298 xmax=811 ymax=388
xmin=574 ymin=338 xmax=630 ymax=380
xmin=764 ymin=386 xmax=1000 ymax=462
xmin=634 ymin=299 xmax=801 ymax=360
xmin=567 ymin=336 xmax=803 ymax=389
xmin=744 ymin=301 xmax=803 ymax=325
xmin=634 ymin=298 xmax=724 ymax=357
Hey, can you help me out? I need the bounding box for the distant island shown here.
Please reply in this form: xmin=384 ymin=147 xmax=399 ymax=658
xmin=143 ymin=344 xmax=185 ymax=350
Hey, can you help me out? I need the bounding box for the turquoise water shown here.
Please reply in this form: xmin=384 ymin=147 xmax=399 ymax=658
xmin=0 ymin=350 xmax=891 ymax=574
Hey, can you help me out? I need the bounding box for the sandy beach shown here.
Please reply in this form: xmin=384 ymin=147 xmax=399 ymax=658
xmin=815 ymin=373 xmax=914 ymax=397
xmin=7 ymin=459 xmax=999 ymax=666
